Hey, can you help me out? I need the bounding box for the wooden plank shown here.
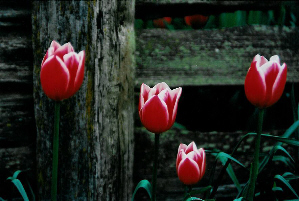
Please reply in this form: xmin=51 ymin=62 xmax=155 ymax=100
xmin=0 ymin=35 xmax=33 ymax=85
xmin=0 ymin=2 xmax=34 ymax=147
xmin=135 ymin=0 xmax=281 ymax=19
xmin=135 ymin=25 xmax=299 ymax=87
xmin=0 ymin=93 xmax=35 ymax=147
xmin=0 ymin=2 xmax=35 ymax=199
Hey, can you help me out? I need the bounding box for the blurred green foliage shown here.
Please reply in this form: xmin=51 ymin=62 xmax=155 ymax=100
xmin=135 ymin=2 xmax=299 ymax=30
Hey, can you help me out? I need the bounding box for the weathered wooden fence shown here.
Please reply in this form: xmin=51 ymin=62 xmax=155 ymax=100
xmin=1 ymin=0 xmax=299 ymax=200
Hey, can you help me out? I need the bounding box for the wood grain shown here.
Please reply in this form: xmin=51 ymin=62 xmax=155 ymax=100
xmin=136 ymin=26 xmax=299 ymax=87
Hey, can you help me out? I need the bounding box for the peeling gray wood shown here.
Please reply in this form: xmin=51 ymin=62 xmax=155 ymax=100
xmin=0 ymin=3 xmax=35 ymax=199
xmin=135 ymin=26 xmax=299 ymax=87
xmin=32 ymin=1 xmax=135 ymax=200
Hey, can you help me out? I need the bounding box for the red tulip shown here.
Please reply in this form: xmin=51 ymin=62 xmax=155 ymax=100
xmin=139 ymin=82 xmax=182 ymax=133
xmin=153 ymin=17 xmax=172 ymax=28
xmin=244 ymin=54 xmax=287 ymax=108
xmin=176 ymin=142 xmax=206 ymax=185
xmin=184 ymin=14 xmax=208 ymax=29
xmin=40 ymin=40 xmax=85 ymax=101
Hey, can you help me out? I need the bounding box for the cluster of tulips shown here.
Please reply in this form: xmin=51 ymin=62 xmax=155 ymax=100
xmin=153 ymin=14 xmax=209 ymax=29
xmin=135 ymin=55 xmax=287 ymax=200
xmin=40 ymin=40 xmax=287 ymax=201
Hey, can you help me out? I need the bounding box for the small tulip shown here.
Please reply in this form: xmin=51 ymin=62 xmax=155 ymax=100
xmin=153 ymin=17 xmax=172 ymax=28
xmin=139 ymin=82 xmax=182 ymax=133
xmin=40 ymin=40 xmax=85 ymax=101
xmin=176 ymin=142 xmax=206 ymax=185
xmin=244 ymin=54 xmax=287 ymax=108
xmin=184 ymin=14 xmax=209 ymax=29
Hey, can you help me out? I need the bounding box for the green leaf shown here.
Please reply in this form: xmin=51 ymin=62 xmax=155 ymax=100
xmin=282 ymin=172 xmax=299 ymax=181
xmin=185 ymin=197 xmax=203 ymax=201
xmin=233 ymin=197 xmax=244 ymax=201
xmin=274 ymin=175 xmax=299 ymax=199
xmin=211 ymin=152 xmax=244 ymax=192
xmin=11 ymin=179 xmax=29 ymax=201
xmin=281 ymin=120 xmax=299 ymax=139
xmin=12 ymin=170 xmax=22 ymax=179
xmin=212 ymin=152 xmax=246 ymax=169
xmin=190 ymin=186 xmax=212 ymax=195
xmin=272 ymin=156 xmax=295 ymax=170
xmin=272 ymin=186 xmax=283 ymax=192
xmin=131 ymin=180 xmax=152 ymax=201
xmin=260 ymin=134 xmax=299 ymax=146
xmin=259 ymin=145 xmax=295 ymax=173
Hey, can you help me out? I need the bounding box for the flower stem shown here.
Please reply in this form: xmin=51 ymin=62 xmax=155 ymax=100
xmin=51 ymin=101 xmax=60 ymax=201
xmin=246 ymin=108 xmax=264 ymax=201
xmin=152 ymin=134 xmax=160 ymax=201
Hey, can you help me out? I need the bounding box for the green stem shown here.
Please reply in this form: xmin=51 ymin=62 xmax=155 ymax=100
xmin=246 ymin=108 xmax=264 ymax=201
xmin=184 ymin=186 xmax=188 ymax=198
xmin=152 ymin=134 xmax=160 ymax=201
xmin=51 ymin=101 xmax=60 ymax=201
xmin=183 ymin=185 xmax=192 ymax=201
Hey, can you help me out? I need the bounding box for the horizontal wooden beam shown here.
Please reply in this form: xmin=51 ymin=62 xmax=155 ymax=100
xmin=135 ymin=25 xmax=299 ymax=87
xmin=135 ymin=0 xmax=281 ymax=19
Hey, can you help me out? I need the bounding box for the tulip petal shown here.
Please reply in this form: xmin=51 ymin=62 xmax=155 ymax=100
xmin=155 ymin=82 xmax=170 ymax=93
xmin=139 ymin=83 xmax=151 ymax=111
xmin=176 ymin=149 xmax=186 ymax=173
xmin=244 ymin=61 xmax=267 ymax=108
xmin=178 ymin=158 xmax=200 ymax=185
xmin=40 ymin=55 xmax=70 ymax=101
xmin=253 ymin=54 xmax=268 ymax=67
xmin=198 ymin=148 xmax=206 ymax=179
xmin=185 ymin=141 xmax=197 ymax=154
xmin=54 ymin=42 xmax=74 ymax=60
xmin=268 ymin=63 xmax=287 ymax=107
xmin=50 ymin=40 xmax=61 ymax=51
xmin=166 ymin=87 xmax=182 ymax=130
xmin=74 ymin=50 xmax=85 ymax=95
xmin=184 ymin=16 xmax=192 ymax=26
xmin=147 ymin=82 xmax=169 ymax=99
xmin=177 ymin=143 xmax=187 ymax=153
xmin=139 ymin=95 xmax=169 ymax=133
xmin=270 ymin=55 xmax=280 ymax=64
xmin=261 ymin=61 xmax=280 ymax=107
xmin=63 ymin=52 xmax=80 ymax=99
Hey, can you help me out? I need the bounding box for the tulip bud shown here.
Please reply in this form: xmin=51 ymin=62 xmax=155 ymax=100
xmin=153 ymin=17 xmax=172 ymax=28
xmin=176 ymin=142 xmax=206 ymax=185
xmin=40 ymin=40 xmax=85 ymax=101
xmin=139 ymin=82 xmax=182 ymax=133
xmin=244 ymin=54 xmax=287 ymax=108
xmin=184 ymin=14 xmax=209 ymax=29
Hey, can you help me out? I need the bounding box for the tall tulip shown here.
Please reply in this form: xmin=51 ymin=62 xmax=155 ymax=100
xmin=244 ymin=54 xmax=287 ymax=108
xmin=40 ymin=40 xmax=85 ymax=101
xmin=139 ymin=82 xmax=182 ymax=134
xmin=40 ymin=40 xmax=85 ymax=201
xmin=245 ymin=54 xmax=287 ymax=201
xmin=139 ymin=82 xmax=181 ymax=201
xmin=176 ymin=142 xmax=206 ymax=185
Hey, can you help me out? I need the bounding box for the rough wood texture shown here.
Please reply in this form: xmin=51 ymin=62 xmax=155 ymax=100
xmin=0 ymin=0 xmax=34 ymax=146
xmin=135 ymin=26 xmax=299 ymax=87
xmin=0 ymin=1 xmax=36 ymax=199
xmin=135 ymin=0 xmax=281 ymax=19
xmin=32 ymin=1 xmax=135 ymax=200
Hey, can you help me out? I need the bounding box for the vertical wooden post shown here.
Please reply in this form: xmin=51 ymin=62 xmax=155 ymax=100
xmin=32 ymin=1 xmax=135 ymax=200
